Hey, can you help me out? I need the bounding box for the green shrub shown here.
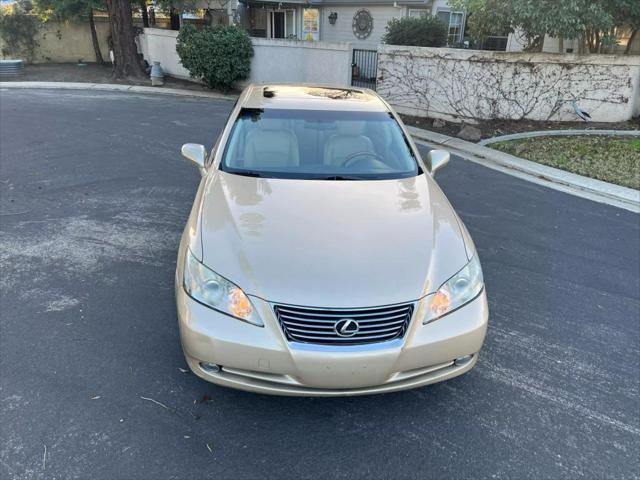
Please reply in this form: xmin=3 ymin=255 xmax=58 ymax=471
xmin=382 ymin=16 xmax=448 ymax=47
xmin=0 ymin=12 xmax=40 ymax=61
xmin=177 ymin=25 xmax=253 ymax=92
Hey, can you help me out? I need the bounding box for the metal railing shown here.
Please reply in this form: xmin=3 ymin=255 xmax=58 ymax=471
xmin=479 ymin=36 xmax=508 ymax=51
xmin=351 ymin=49 xmax=378 ymax=90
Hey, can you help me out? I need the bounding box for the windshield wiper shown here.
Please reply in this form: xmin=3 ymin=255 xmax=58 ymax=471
xmin=321 ymin=175 xmax=354 ymax=180
xmin=319 ymin=175 xmax=384 ymax=181
xmin=319 ymin=175 xmax=365 ymax=180
xmin=235 ymin=171 xmax=264 ymax=178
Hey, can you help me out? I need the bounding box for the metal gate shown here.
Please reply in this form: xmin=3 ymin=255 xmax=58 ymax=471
xmin=351 ymin=49 xmax=378 ymax=90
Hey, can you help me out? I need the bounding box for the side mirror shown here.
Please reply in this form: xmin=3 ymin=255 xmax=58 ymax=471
xmin=181 ymin=143 xmax=207 ymax=170
xmin=428 ymin=149 xmax=450 ymax=175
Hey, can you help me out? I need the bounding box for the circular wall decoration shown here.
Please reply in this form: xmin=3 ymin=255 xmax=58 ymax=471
xmin=352 ymin=9 xmax=373 ymax=39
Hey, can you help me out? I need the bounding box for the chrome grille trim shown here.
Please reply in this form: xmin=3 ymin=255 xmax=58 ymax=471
xmin=278 ymin=312 xmax=409 ymax=323
xmin=274 ymin=303 xmax=414 ymax=346
xmin=276 ymin=306 xmax=410 ymax=318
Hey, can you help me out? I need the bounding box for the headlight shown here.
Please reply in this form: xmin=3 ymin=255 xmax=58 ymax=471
xmin=423 ymin=254 xmax=484 ymax=324
xmin=183 ymin=249 xmax=263 ymax=326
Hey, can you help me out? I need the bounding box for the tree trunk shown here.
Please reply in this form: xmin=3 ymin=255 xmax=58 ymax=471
xmin=105 ymin=0 xmax=146 ymax=79
xmin=532 ymin=34 xmax=544 ymax=52
xmin=169 ymin=7 xmax=180 ymax=30
xmin=576 ymin=33 xmax=584 ymax=54
xmin=586 ymin=29 xmax=595 ymax=53
xmin=140 ymin=1 xmax=149 ymax=28
xmin=625 ymin=29 xmax=638 ymax=54
xmin=558 ymin=36 xmax=564 ymax=54
xmin=592 ymin=30 xmax=601 ymax=53
xmin=88 ymin=8 xmax=104 ymax=64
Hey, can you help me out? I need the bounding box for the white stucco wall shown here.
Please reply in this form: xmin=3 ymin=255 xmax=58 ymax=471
xmin=505 ymin=32 xmax=526 ymax=52
xmin=378 ymin=45 xmax=640 ymax=122
xmin=139 ymin=29 xmax=191 ymax=80
xmin=633 ymin=70 xmax=640 ymax=117
xmin=248 ymin=37 xmax=351 ymax=86
xmin=139 ymin=29 xmax=352 ymax=87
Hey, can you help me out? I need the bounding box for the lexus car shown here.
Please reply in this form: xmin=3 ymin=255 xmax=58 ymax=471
xmin=176 ymin=84 xmax=488 ymax=396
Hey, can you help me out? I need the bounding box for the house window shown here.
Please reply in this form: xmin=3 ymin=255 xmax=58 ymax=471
xmin=408 ymin=9 xmax=428 ymax=18
xmin=248 ymin=8 xmax=268 ymax=37
xmin=436 ymin=10 xmax=465 ymax=45
xmin=269 ymin=10 xmax=296 ymax=39
xmin=302 ymin=8 xmax=319 ymax=41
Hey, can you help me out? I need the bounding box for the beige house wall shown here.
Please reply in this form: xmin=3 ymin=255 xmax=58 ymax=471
xmin=0 ymin=17 xmax=111 ymax=63
xmin=0 ymin=16 xmax=170 ymax=64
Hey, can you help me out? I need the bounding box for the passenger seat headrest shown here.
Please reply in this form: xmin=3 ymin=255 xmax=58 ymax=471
xmin=255 ymin=118 xmax=289 ymax=131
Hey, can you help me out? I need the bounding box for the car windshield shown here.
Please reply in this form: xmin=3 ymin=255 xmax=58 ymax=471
xmin=220 ymin=108 xmax=421 ymax=180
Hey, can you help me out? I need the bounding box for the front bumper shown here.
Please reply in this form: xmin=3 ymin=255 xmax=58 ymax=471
xmin=176 ymin=286 xmax=488 ymax=397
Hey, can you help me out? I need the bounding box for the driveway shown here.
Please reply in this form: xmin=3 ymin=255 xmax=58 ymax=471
xmin=1 ymin=89 xmax=638 ymax=479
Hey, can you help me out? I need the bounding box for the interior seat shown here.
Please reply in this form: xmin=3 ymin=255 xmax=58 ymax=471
xmin=367 ymin=121 xmax=398 ymax=167
xmin=243 ymin=120 xmax=300 ymax=168
xmin=323 ymin=121 xmax=375 ymax=166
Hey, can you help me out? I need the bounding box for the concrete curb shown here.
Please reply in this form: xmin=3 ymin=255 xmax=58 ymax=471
xmin=0 ymin=81 xmax=238 ymax=101
xmin=407 ymin=126 xmax=640 ymax=213
xmin=479 ymin=129 xmax=640 ymax=146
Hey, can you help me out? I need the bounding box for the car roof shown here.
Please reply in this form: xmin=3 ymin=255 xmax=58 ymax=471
xmin=240 ymin=84 xmax=390 ymax=112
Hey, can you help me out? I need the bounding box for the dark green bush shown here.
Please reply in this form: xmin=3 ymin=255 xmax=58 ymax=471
xmin=382 ymin=16 xmax=448 ymax=47
xmin=177 ymin=24 xmax=253 ymax=91
xmin=0 ymin=12 xmax=40 ymax=61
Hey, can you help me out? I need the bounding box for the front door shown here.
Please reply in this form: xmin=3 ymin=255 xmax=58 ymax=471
xmin=271 ymin=11 xmax=285 ymax=38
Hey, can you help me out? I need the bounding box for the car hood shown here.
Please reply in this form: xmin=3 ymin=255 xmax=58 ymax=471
xmin=200 ymin=171 xmax=468 ymax=308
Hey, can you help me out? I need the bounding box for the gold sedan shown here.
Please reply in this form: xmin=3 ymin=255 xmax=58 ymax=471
xmin=175 ymin=85 xmax=488 ymax=396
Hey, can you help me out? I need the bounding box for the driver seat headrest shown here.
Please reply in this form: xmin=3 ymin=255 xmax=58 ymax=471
xmin=323 ymin=122 xmax=374 ymax=166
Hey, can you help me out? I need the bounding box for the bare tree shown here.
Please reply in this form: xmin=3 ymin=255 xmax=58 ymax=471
xmin=87 ymin=7 xmax=104 ymax=63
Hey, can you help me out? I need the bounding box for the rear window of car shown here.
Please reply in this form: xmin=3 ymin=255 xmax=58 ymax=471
xmin=220 ymin=108 xmax=421 ymax=180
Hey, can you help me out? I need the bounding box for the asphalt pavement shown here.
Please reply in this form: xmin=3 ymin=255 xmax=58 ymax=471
xmin=1 ymin=89 xmax=638 ymax=479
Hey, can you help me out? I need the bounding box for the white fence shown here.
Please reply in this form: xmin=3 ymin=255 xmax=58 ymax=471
xmin=138 ymin=29 xmax=352 ymax=87
xmin=377 ymin=45 xmax=640 ymax=123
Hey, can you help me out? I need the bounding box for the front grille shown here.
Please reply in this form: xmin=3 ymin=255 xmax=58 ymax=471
xmin=274 ymin=303 xmax=414 ymax=346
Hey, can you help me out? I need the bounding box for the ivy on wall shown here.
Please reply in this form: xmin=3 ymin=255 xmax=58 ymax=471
xmin=378 ymin=48 xmax=632 ymax=121
xmin=0 ymin=13 xmax=40 ymax=61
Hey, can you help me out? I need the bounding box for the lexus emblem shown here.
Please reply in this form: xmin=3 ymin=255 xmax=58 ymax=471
xmin=334 ymin=318 xmax=359 ymax=337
